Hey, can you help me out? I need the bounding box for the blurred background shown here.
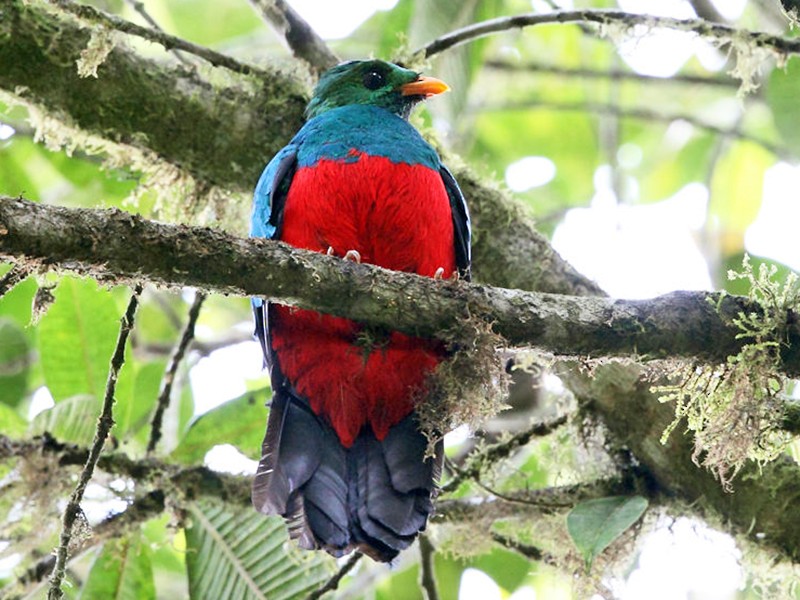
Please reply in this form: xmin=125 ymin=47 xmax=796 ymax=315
xmin=1 ymin=0 xmax=799 ymax=598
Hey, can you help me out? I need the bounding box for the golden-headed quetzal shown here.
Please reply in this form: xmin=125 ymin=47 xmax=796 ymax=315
xmin=250 ymin=59 xmax=471 ymax=562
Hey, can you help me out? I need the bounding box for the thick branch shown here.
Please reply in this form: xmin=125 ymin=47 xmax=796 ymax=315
xmin=0 ymin=0 xmax=307 ymax=191
xmin=3 ymin=197 xmax=799 ymax=374
xmin=561 ymin=362 xmax=800 ymax=560
xmin=416 ymin=9 xmax=800 ymax=59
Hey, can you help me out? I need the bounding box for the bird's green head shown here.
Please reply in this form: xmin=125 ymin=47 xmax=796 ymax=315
xmin=305 ymin=59 xmax=449 ymax=120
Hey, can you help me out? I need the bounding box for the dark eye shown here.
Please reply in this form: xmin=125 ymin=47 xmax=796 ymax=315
xmin=362 ymin=70 xmax=385 ymax=90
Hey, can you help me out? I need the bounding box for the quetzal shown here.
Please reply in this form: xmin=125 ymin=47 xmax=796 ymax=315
xmin=250 ymin=59 xmax=471 ymax=562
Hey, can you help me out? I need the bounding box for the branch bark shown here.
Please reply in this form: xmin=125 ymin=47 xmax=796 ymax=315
xmin=3 ymin=197 xmax=798 ymax=374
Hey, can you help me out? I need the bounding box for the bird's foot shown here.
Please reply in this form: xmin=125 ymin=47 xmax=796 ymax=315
xmin=326 ymin=246 xmax=335 ymax=256
xmin=343 ymin=249 xmax=362 ymax=263
xmin=433 ymin=268 xmax=459 ymax=280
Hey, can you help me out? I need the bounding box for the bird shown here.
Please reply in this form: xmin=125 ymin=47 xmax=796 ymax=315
xmin=250 ymin=59 xmax=471 ymax=562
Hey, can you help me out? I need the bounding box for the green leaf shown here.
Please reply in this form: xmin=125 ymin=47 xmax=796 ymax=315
xmin=38 ymin=276 xmax=120 ymax=402
xmin=566 ymin=495 xmax=648 ymax=570
xmin=184 ymin=500 xmax=335 ymax=600
xmin=0 ymin=402 xmax=27 ymax=437
xmin=170 ymin=390 xmax=268 ymax=464
xmin=80 ymin=533 xmax=155 ymax=600
xmin=0 ymin=318 xmax=31 ymax=407
xmin=115 ymin=358 xmax=165 ymax=442
xmin=29 ymin=394 xmax=99 ymax=446
xmin=0 ymin=274 xmax=37 ymax=329
xmin=767 ymin=56 xmax=800 ymax=155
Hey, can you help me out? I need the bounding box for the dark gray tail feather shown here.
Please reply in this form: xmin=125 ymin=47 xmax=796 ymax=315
xmin=251 ymin=385 xmax=443 ymax=562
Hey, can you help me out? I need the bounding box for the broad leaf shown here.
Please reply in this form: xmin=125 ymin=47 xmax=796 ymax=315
xmin=0 ymin=402 xmax=27 ymax=437
xmin=0 ymin=274 xmax=37 ymax=329
xmin=184 ymin=500 xmax=335 ymax=600
xmin=170 ymin=390 xmax=268 ymax=463
xmin=38 ymin=276 xmax=120 ymax=402
xmin=567 ymin=495 xmax=648 ymax=570
xmin=0 ymin=318 xmax=30 ymax=407
xmin=80 ymin=533 xmax=155 ymax=600
xmin=30 ymin=394 xmax=99 ymax=446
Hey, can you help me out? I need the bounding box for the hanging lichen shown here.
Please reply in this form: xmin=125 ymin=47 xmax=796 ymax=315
xmin=656 ymin=256 xmax=799 ymax=490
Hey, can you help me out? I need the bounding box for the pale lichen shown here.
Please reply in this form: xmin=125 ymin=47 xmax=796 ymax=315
xmin=656 ymin=256 xmax=799 ymax=490
xmin=416 ymin=315 xmax=509 ymax=457
xmin=76 ymin=27 xmax=117 ymax=79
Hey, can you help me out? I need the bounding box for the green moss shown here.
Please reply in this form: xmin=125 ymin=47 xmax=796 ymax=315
xmin=416 ymin=315 xmax=508 ymax=456
xmin=657 ymin=255 xmax=800 ymax=490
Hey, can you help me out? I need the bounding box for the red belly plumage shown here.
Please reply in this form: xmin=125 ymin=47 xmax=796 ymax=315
xmin=270 ymin=153 xmax=456 ymax=447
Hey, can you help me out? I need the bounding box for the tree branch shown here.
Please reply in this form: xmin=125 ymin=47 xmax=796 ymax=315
xmin=442 ymin=414 xmax=571 ymax=493
xmin=47 ymin=285 xmax=141 ymax=600
xmin=2 ymin=197 xmax=798 ymax=375
xmin=247 ymin=0 xmax=339 ymax=74
xmin=418 ymin=535 xmax=439 ymax=600
xmin=305 ymin=552 xmax=362 ymax=600
xmin=687 ymin=0 xmax=728 ymax=24
xmin=0 ymin=261 xmax=31 ymax=298
xmin=120 ymin=0 xmax=193 ymax=66
xmin=560 ymin=361 xmax=800 ymax=561
xmin=1 ymin=198 xmax=796 ymax=371
xmin=147 ymin=292 xmax=205 ymax=454
xmin=50 ymin=0 xmax=268 ymax=77
xmin=415 ymin=9 xmax=800 ymax=59
xmin=0 ymin=0 xmax=308 ymax=191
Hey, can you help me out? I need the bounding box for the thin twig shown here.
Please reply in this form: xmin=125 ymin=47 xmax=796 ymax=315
xmin=147 ymin=292 xmax=205 ymax=454
xmin=474 ymin=100 xmax=787 ymax=159
xmin=306 ymin=552 xmax=363 ymax=600
xmin=441 ymin=414 xmax=570 ymax=494
xmin=490 ymin=532 xmax=557 ymax=566
xmin=49 ymin=0 xmax=269 ymax=78
xmin=484 ymin=59 xmax=739 ymax=88
xmin=247 ymin=0 xmax=338 ymax=74
xmin=121 ymin=0 xmax=192 ymax=65
xmin=418 ymin=535 xmax=440 ymax=600
xmin=46 ymin=284 xmax=142 ymax=600
xmin=0 ymin=262 xmax=31 ymax=298
xmin=15 ymin=490 xmax=165 ymax=595
xmin=415 ymin=9 xmax=800 ymax=59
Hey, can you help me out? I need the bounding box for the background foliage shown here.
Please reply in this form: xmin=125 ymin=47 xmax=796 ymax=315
xmin=1 ymin=0 xmax=800 ymax=598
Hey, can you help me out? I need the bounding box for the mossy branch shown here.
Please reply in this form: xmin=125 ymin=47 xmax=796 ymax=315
xmin=2 ymin=196 xmax=799 ymax=374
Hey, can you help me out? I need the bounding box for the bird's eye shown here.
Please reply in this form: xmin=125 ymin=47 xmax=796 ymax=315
xmin=362 ymin=70 xmax=385 ymax=90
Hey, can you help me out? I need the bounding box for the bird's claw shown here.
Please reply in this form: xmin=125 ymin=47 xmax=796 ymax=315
xmin=433 ymin=268 xmax=459 ymax=280
xmin=343 ymin=249 xmax=362 ymax=263
xmin=326 ymin=246 xmax=335 ymax=256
